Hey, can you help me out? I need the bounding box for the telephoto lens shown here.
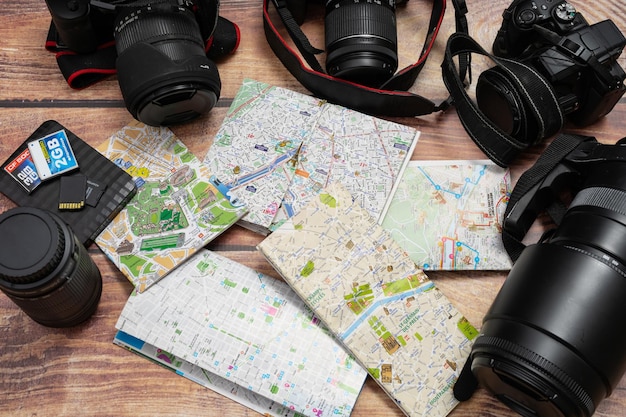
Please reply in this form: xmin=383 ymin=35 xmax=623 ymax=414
xmin=461 ymin=156 xmax=626 ymax=417
xmin=0 ymin=207 xmax=102 ymax=327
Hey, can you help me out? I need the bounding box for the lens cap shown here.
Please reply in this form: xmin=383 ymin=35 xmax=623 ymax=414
xmin=0 ymin=207 xmax=65 ymax=287
xmin=136 ymin=84 xmax=218 ymax=127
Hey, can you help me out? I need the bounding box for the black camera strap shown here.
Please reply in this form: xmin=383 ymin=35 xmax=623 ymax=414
xmin=263 ymin=0 xmax=471 ymax=117
xmin=454 ymin=132 xmax=598 ymax=403
xmin=45 ymin=0 xmax=240 ymax=89
xmin=441 ymin=32 xmax=564 ymax=167
xmin=501 ymin=133 xmax=596 ymax=262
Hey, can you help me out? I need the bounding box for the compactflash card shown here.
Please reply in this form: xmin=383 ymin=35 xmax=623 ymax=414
xmin=28 ymin=129 xmax=79 ymax=180
xmin=3 ymin=148 xmax=41 ymax=193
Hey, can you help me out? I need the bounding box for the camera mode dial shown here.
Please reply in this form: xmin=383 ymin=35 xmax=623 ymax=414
xmin=554 ymin=2 xmax=576 ymax=22
xmin=514 ymin=1 xmax=578 ymax=29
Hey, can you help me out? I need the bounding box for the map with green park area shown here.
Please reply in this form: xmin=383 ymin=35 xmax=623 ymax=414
xmin=96 ymin=121 xmax=247 ymax=292
xmin=258 ymin=182 xmax=478 ymax=417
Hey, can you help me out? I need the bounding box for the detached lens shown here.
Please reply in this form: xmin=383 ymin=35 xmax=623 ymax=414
xmin=114 ymin=5 xmax=221 ymax=126
xmin=324 ymin=0 xmax=398 ymax=87
xmin=0 ymin=207 xmax=102 ymax=327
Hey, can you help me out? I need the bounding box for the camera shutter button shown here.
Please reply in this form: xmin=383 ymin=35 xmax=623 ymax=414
xmin=517 ymin=10 xmax=537 ymax=27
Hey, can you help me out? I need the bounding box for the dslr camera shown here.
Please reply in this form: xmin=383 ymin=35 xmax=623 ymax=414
xmin=455 ymin=134 xmax=626 ymax=417
xmin=476 ymin=0 xmax=626 ymax=142
xmin=45 ymin=0 xmax=222 ymax=126
xmin=285 ymin=0 xmax=401 ymax=88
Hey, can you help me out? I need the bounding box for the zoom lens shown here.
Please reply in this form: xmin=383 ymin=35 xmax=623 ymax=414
xmin=0 ymin=207 xmax=102 ymax=327
xmin=324 ymin=0 xmax=398 ymax=87
xmin=469 ymin=168 xmax=626 ymax=417
xmin=114 ymin=3 xmax=221 ymax=126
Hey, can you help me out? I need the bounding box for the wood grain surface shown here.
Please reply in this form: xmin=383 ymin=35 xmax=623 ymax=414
xmin=1 ymin=1 xmax=626 ymax=416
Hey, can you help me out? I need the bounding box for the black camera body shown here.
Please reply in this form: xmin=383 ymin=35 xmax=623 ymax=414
xmin=455 ymin=135 xmax=626 ymax=417
xmin=284 ymin=0 xmax=400 ymax=88
xmin=45 ymin=0 xmax=222 ymax=126
xmin=476 ymin=0 xmax=626 ymax=142
xmin=492 ymin=0 xmax=588 ymax=58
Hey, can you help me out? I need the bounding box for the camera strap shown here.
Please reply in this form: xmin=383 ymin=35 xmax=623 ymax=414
xmin=441 ymin=32 xmax=564 ymax=167
xmin=501 ymin=133 xmax=597 ymax=262
xmin=263 ymin=0 xmax=471 ymax=116
xmin=45 ymin=1 xmax=240 ymax=89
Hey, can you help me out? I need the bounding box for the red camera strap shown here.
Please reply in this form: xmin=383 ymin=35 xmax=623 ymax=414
xmin=263 ymin=0 xmax=470 ymax=117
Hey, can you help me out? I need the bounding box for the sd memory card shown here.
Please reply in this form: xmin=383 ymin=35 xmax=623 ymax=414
xmin=58 ymin=175 xmax=87 ymax=210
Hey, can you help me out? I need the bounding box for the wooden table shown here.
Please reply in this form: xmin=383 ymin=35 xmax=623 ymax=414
xmin=1 ymin=1 xmax=625 ymax=416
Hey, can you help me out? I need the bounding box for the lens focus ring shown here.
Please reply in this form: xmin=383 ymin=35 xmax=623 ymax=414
xmin=114 ymin=7 xmax=204 ymax=55
xmin=325 ymin=3 xmax=397 ymax=46
xmin=473 ymin=335 xmax=595 ymax=415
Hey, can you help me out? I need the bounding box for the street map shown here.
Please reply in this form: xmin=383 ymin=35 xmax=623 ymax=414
xmin=203 ymin=79 xmax=418 ymax=234
xmin=382 ymin=160 xmax=512 ymax=270
xmin=115 ymin=249 xmax=367 ymax=417
xmin=96 ymin=121 xmax=247 ymax=292
xmin=258 ymin=183 xmax=478 ymax=417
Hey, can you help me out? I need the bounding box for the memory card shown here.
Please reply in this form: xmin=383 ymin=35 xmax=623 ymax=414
xmin=3 ymin=148 xmax=41 ymax=193
xmin=58 ymin=174 xmax=87 ymax=210
xmin=28 ymin=129 xmax=79 ymax=180
xmin=85 ymin=178 xmax=107 ymax=207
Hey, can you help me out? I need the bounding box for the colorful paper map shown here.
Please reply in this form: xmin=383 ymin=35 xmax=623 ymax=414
xmin=381 ymin=160 xmax=512 ymax=270
xmin=115 ymin=249 xmax=367 ymax=417
xmin=96 ymin=121 xmax=247 ymax=292
xmin=202 ymin=78 xmax=418 ymax=234
xmin=258 ymin=182 xmax=478 ymax=417
xmin=114 ymin=330 xmax=314 ymax=417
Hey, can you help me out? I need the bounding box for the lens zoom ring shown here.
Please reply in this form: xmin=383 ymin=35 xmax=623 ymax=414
xmin=6 ymin=238 xmax=102 ymax=327
xmin=325 ymin=4 xmax=397 ymax=45
xmin=115 ymin=9 xmax=203 ymax=54
xmin=570 ymin=186 xmax=626 ymax=217
xmin=474 ymin=335 xmax=595 ymax=414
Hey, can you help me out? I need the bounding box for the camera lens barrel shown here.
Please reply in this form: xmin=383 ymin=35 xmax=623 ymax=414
xmin=0 ymin=207 xmax=102 ymax=327
xmin=474 ymin=242 xmax=626 ymax=417
xmin=472 ymin=171 xmax=626 ymax=417
xmin=324 ymin=0 xmax=398 ymax=87
xmin=114 ymin=4 xmax=221 ymax=126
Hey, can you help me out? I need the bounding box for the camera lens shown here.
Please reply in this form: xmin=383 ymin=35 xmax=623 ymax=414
xmin=114 ymin=3 xmax=221 ymax=126
xmin=476 ymin=66 xmax=540 ymax=144
xmin=324 ymin=0 xmax=398 ymax=88
xmin=0 ymin=207 xmax=102 ymax=327
xmin=469 ymin=166 xmax=626 ymax=417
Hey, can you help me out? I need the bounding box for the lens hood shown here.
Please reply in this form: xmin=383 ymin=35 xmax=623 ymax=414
xmin=115 ymin=39 xmax=221 ymax=126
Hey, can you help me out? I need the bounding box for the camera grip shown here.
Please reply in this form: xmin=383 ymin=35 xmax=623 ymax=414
xmin=501 ymin=134 xmax=596 ymax=262
xmin=45 ymin=0 xmax=98 ymax=53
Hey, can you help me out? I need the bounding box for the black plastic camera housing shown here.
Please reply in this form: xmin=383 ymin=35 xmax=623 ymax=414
xmin=476 ymin=0 xmax=626 ymax=142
